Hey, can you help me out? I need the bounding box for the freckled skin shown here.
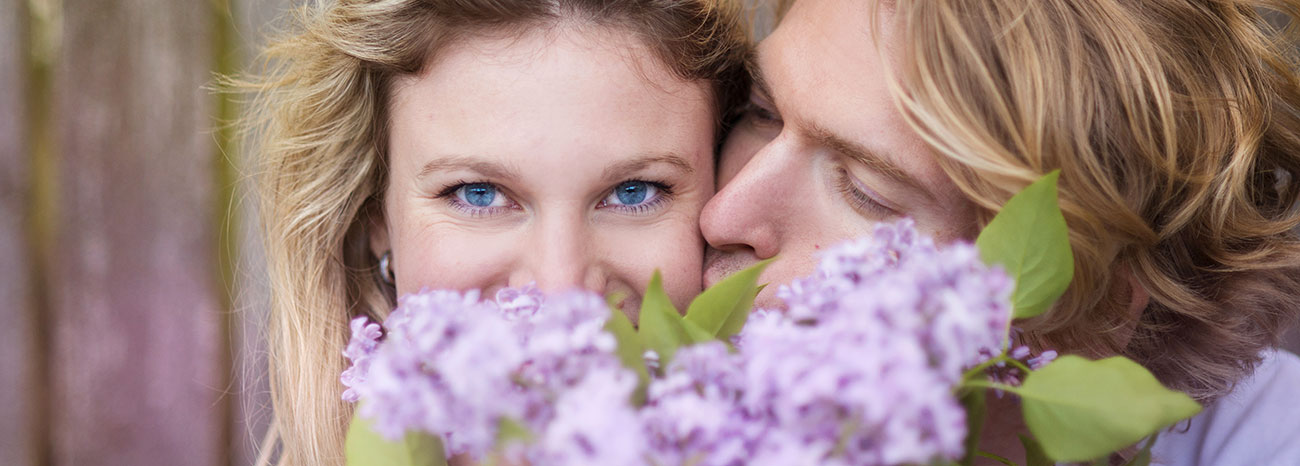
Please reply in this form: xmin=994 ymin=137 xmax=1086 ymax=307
xmin=374 ymin=25 xmax=717 ymax=318
xmin=700 ymin=0 xmax=977 ymax=308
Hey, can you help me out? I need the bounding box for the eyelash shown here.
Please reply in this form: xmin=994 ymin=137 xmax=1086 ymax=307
xmin=597 ymin=179 xmax=675 ymax=216
xmin=835 ymin=168 xmax=897 ymax=218
xmin=435 ymin=180 xmax=519 ymax=219
xmin=735 ymin=96 xmax=782 ymax=127
xmin=435 ymin=179 xmax=676 ymax=217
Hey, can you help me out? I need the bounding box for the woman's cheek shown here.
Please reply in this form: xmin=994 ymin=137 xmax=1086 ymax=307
xmin=393 ymin=229 xmax=513 ymax=296
xmin=628 ymin=220 xmax=705 ymax=310
xmin=654 ymin=186 xmax=710 ymax=309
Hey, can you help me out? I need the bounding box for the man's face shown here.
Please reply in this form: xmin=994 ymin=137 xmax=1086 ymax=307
xmin=701 ymin=0 xmax=978 ymax=307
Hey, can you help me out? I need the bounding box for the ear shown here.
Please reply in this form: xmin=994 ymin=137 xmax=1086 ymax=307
xmin=1108 ymin=264 xmax=1150 ymax=350
xmin=1125 ymin=268 xmax=1150 ymax=320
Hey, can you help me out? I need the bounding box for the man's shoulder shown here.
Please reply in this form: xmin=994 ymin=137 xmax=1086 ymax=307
xmin=1151 ymin=349 xmax=1300 ymax=465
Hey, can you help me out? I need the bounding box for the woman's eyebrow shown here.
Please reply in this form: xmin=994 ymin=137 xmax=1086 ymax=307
xmin=417 ymin=155 xmax=522 ymax=181
xmin=602 ymin=153 xmax=695 ymax=180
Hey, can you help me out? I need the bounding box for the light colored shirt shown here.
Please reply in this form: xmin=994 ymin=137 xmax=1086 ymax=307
xmin=1151 ymin=349 xmax=1300 ymax=465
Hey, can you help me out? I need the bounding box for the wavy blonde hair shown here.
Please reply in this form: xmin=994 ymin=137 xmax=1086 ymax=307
xmin=239 ymin=0 xmax=749 ymax=464
xmin=869 ymin=0 xmax=1300 ymax=401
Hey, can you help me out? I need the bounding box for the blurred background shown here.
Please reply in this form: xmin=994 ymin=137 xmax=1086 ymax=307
xmin=0 ymin=0 xmax=1295 ymax=465
xmin=3 ymin=0 xmax=289 ymax=464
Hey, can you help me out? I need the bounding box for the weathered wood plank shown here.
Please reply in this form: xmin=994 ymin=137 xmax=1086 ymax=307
xmin=0 ymin=0 xmax=36 ymax=464
xmin=49 ymin=0 xmax=224 ymax=464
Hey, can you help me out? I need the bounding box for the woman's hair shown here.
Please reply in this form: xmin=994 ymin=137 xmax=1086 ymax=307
xmin=239 ymin=0 xmax=749 ymax=464
xmin=880 ymin=0 xmax=1300 ymax=401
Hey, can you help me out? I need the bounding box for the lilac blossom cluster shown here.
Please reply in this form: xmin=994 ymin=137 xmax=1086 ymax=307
xmin=984 ymin=331 xmax=1059 ymax=391
xmin=343 ymin=287 xmax=639 ymax=462
xmin=775 ymin=219 xmax=1014 ymax=381
xmin=343 ymin=220 xmax=1019 ymax=465
xmin=643 ymin=220 xmax=1015 ymax=465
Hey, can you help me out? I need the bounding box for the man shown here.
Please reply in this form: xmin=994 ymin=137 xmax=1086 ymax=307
xmin=702 ymin=0 xmax=1300 ymax=463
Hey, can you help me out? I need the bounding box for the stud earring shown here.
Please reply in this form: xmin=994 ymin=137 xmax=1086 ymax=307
xmin=379 ymin=250 xmax=395 ymax=285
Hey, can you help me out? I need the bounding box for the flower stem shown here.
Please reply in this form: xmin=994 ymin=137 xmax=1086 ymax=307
xmin=962 ymin=356 xmax=1006 ymax=382
xmin=976 ymin=450 xmax=1019 ymax=466
xmin=1004 ymin=357 xmax=1032 ymax=373
xmin=960 ymin=379 xmax=1020 ymax=393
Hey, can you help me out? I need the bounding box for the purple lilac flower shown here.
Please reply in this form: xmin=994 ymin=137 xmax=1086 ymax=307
xmin=738 ymin=304 xmax=967 ymax=465
xmin=342 ymin=219 xmax=1017 ymax=465
xmin=987 ymin=343 xmax=1060 ymax=390
xmin=641 ymin=342 xmax=753 ymax=466
xmin=778 ymin=219 xmax=1014 ymax=382
xmin=513 ymin=291 xmax=627 ymax=436
xmin=1029 ymin=350 xmax=1059 ymax=370
xmin=738 ymin=220 xmax=1010 ymax=465
xmin=523 ymin=367 xmax=646 ymax=466
xmin=341 ymin=317 xmax=383 ymax=402
xmin=342 ymin=287 xmax=637 ymax=462
xmin=350 ymin=290 xmax=526 ymax=457
xmin=496 ymin=284 xmax=543 ymax=321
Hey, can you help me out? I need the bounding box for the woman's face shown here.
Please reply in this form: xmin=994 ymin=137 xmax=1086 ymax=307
xmin=375 ymin=25 xmax=716 ymax=317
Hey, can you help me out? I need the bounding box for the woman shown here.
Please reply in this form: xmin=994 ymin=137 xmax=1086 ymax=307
xmin=240 ymin=1 xmax=749 ymax=464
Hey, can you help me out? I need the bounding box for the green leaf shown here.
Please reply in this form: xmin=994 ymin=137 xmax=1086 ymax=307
xmin=604 ymin=305 xmax=650 ymax=405
xmin=1007 ymin=355 xmax=1201 ymax=462
xmin=684 ymin=258 xmax=774 ymax=339
xmin=1019 ymin=434 xmax=1053 ymax=466
xmin=1125 ymin=433 xmax=1158 ymax=466
xmin=681 ymin=317 xmax=716 ymax=344
xmin=958 ymin=388 xmax=986 ymax=466
xmin=638 ymin=271 xmax=692 ymax=367
xmin=345 ymin=412 xmax=447 ymax=466
xmin=496 ymin=417 xmax=533 ymax=446
xmin=975 ymin=170 xmax=1074 ymax=319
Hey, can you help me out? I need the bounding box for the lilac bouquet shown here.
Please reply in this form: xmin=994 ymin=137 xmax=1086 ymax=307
xmin=342 ymin=172 xmax=1201 ymax=466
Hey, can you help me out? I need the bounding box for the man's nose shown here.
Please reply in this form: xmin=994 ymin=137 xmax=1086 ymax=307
xmin=512 ymin=216 xmax=605 ymax=294
xmin=699 ymin=142 xmax=793 ymax=259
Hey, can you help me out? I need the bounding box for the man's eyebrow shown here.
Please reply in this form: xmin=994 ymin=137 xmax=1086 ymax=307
xmin=603 ymin=153 xmax=695 ymax=180
xmin=417 ymin=155 xmax=522 ymax=181
xmin=804 ymin=123 xmax=935 ymax=201
xmin=749 ymin=62 xmax=776 ymax=104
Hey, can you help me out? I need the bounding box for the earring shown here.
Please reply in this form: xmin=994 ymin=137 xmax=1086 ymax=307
xmin=379 ymin=250 xmax=395 ymax=285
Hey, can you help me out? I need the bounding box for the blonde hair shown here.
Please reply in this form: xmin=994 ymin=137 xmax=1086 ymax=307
xmin=881 ymin=0 xmax=1300 ymax=401
xmin=239 ymin=0 xmax=749 ymax=464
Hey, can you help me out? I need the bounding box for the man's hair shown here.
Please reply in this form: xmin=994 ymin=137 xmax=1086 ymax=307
xmin=885 ymin=0 xmax=1300 ymax=401
xmin=237 ymin=0 xmax=750 ymax=464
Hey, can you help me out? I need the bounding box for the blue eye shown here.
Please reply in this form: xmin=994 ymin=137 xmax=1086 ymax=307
xmin=614 ymin=181 xmax=651 ymax=205
xmin=599 ymin=180 xmax=670 ymax=215
xmin=460 ymin=183 xmax=498 ymax=207
xmin=439 ymin=181 xmax=517 ymax=218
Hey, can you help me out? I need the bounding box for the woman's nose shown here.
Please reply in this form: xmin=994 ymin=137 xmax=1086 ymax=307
xmin=511 ymin=216 xmax=605 ymax=294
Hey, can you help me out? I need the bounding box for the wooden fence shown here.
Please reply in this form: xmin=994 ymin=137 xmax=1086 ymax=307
xmin=1 ymin=0 xmax=287 ymax=464
xmin=0 ymin=1 xmax=1297 ymax=465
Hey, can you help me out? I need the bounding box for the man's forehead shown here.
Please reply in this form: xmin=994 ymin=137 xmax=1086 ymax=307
xmin=756 ymin=0 xmax=895 ymax=133
xmin=754 ymin=0 xmax=959 ymax=208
